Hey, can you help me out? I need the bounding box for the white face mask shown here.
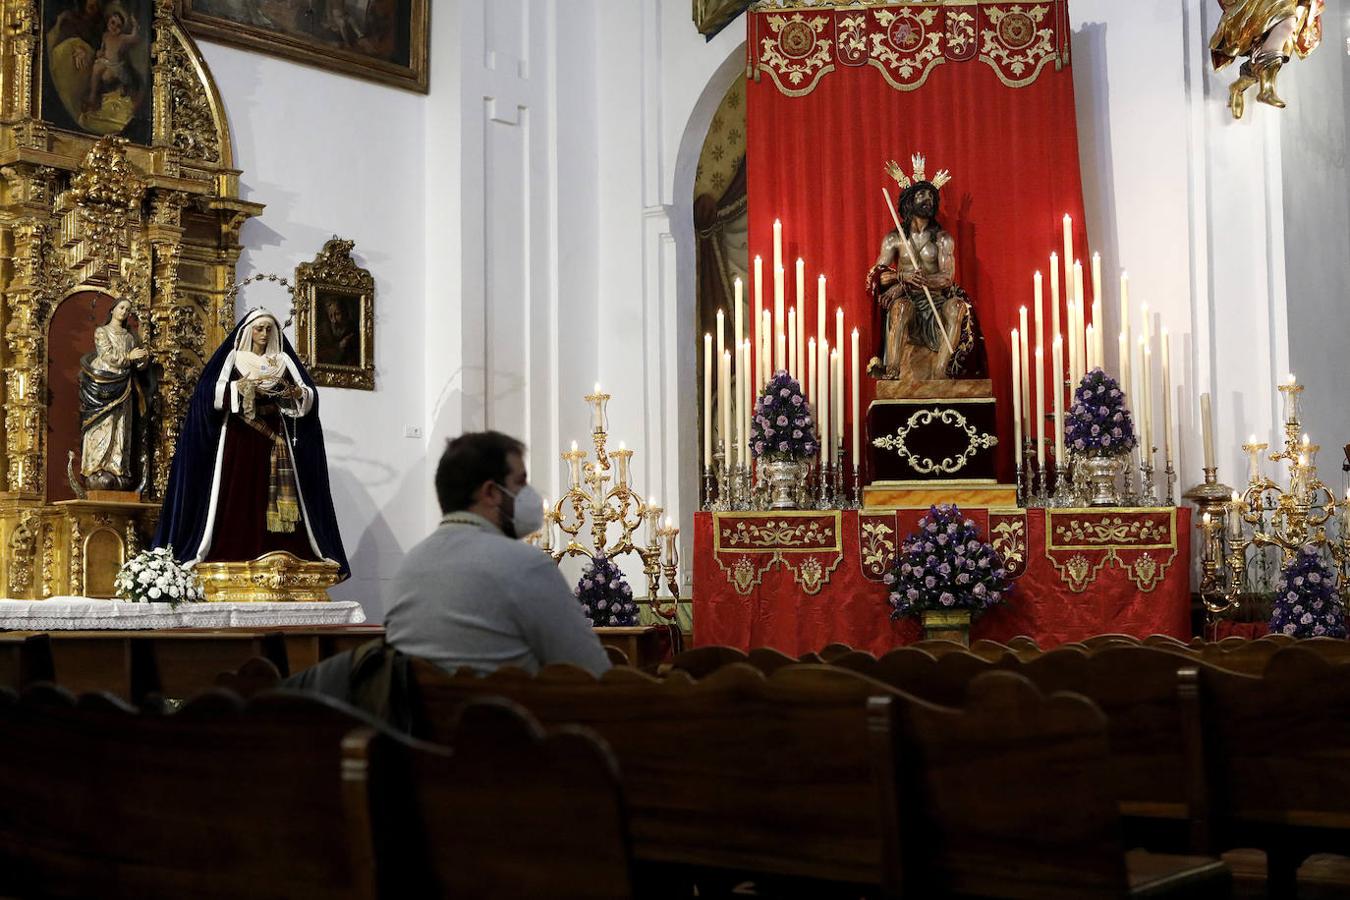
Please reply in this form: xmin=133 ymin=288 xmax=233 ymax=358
xmin=497 ymin=482 xmax=545 ymax=539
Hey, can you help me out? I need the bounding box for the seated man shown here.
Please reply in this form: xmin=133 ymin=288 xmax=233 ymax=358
xmin=385 ymin=431 xmax=610 ymax=676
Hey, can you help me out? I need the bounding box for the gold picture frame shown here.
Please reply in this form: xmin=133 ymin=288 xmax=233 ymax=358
xmin=295 ymin=237 xmax=375 ymax=391
xmin=177 ymin=0 xmax=428 ymax=93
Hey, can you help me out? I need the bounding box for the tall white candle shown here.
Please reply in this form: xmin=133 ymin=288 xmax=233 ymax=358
xmin=1011 ymin=330 xmax=1023 ymax=476
xmin=835 ymin=307 xmax=844 ymax=375
xmin=703 ymin=332 xmax=713 ymax=466
xmin=716 ymin=308 xmax=725 ymax=379
xmin=1074 ymin=262 xmax=1086 ymax=382
xmin=1140 ymin=337 xmax=1152 ymax=459
xmin=1200 ymin=392 xmax=1215 ymax=470
xmin=817 ymin=274 xmax=827 ymax=350
xmin=851 ymin=328 xmax=861 ymax=469
xmin=761 ymin=310 xmax=772 ymax=384
xmin=1033 ymin=271 xmax=1044 ymax=364
xmin=721 ymin=350 xmax=731 ymax=461
xmin=1085 ymin=323 xmax=1096 ymax=371
xmin=1052 ymin=335 xmax=1065 ymax=466
xmin=774 ymin=265 xmax=785 ymax=371
xmin=1050 ymin=252 xmax=1061 ymax=355
xmin=1119 ymin=271 xmax=1131 ymax=394
xmin=1019 ymin=306 xmax=1031 ymax=435
xmin=1091 ymin=254 xmax=1103 ymax=367
xmin=1035 ymin=346 xmax=1046 ymax=468
xmin=826 ymin=348 xmax=837 ymax=458
xmin=773 ymin=219 xmax=783 ymax=275
xmin=741 ymin=340 xmax=751 ymax=466
xmin=1063 ymin=215 xmax=1074 ymax=295
xmin=788 ymin=308 xmax=798 ymax=383
xmin=819 ymin=338 xmax=831 ymax=466
xmin=734 ymin=275 xmax=745 ymax=371
xmin=796 ymin=259 xmax=806 ymax=383
xmin=808 ymin=337 xmax=817 ymax=410
xmin=1161 ymin=328 xmax=1173 ymax=468
xmin=754 ymin=257 xmax=764 ymax=387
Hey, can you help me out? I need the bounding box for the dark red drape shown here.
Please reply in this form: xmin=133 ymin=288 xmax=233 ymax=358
xmin=746 ymin=4 xmax=1090 ymax=482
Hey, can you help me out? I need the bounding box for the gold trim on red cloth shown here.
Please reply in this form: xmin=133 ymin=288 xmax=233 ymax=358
xmin=753 ymin=2 xmax=1068 ymax=96
xmin=859 ymin=511 xmax=899 ymax=581
xmin=713 ymin=512 xmax=845 ymax=596
xmin=1043 ymin=508 xmax=1179 ymax=594
xmin=988 ymin=508 xmax=1028 ymax=579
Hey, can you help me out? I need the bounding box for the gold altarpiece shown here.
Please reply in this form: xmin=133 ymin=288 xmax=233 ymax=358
xmin=0 ymin=0 xmax=262 ymax=598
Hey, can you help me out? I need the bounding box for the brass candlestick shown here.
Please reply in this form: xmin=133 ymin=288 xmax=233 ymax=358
xmin=544 ymin=390 xmax=680 ymax=620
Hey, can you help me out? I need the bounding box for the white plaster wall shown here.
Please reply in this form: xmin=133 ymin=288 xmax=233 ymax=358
xmin=198 ymin=41 xmax=435 ymax=620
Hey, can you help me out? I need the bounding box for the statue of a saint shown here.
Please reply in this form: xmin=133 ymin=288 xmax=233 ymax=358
xmin=152 ymin=308 xmax=349 ymax=578
xmin=867 ymin=157 xmax=986 ymax=386
xmin=1211 ymin=0 xmax=1324 ymax=119
xmin=77 ymin=298 xmax=155 ymax=492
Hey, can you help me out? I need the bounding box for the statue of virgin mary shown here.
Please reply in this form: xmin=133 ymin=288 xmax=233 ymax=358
xmin=152 ymin=308 xmax=349 ymax=578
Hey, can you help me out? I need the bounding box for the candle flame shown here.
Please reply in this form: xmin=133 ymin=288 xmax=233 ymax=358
xmin=734 ymin=276 xmax=741 ymax=286
xmin=1299 ymin=454 xmax=1308 ymax=466
xmin=619 ymin=441 xmax=626 ymax=451
xmin=1302 ymin=434 xmax=1310 ymax=445
xmin=571 ymin=440 xmax=577 ymax=451
xmin=852 ymin=327 xmax=859 ymax=337
xmin=1250 ymin=434 xmax=1257 ymax=443
xmin=1232 ymin=491 xmax=1241 ymax=502
xmin=594 ymin=382 xmax=601 ymax=393
xmin=1202 ymin=512 xmax=1211 ymax=524
xmin=1288 ymin=373 xmax=1296 ymax=385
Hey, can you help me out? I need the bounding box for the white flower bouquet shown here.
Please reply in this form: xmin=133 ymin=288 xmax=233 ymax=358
xmin=113 ymin=547 xmax=206 ymax=606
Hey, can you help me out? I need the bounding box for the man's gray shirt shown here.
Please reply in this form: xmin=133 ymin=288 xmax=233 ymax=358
xmin=384 ymin=512 xmax=611 ymax=676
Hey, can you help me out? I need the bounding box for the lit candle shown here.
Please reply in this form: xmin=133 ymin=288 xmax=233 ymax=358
xmin=733 ymin=340 xmax=744 ymax=469
xmin=1074 ymin=262 xmax=1086 ymax=382
xmin=1011 ymin=330 xmax=1023 ymax=477
xmin=1091 ymin=253 xmax=1104 ymax=369
xmin=1140 ymin=338 xmax=1153 ymax=461
xmin=1118 ymin=331 xmax=1128 ymax=394
xmin=703 ymin=333 xmax=713 ymax=467
xmin=646 ymin=497 xmax=662 ymax=548
xmin=1063 ymin=214 xmax=1074 ymax=295
xmin=1228 ymin=491 xmax=1245 ymax=540
xmin=774 ymin=265 xmax=785 ymax=371
xmin=753 ymin=255 xmax=763 ymax=384
xmin=1050 ymin=252 xmax=1061 ymax=354
xmin=1019 ymin=306 xmax=1030 ymax=433
xmin=807 ymin=336 xmax=817 ymax=409
xmin=817 ymin=340 xmax=830 ymax=467
xmin=1140 ymin=303 xmax=1152 ymax=353
xmin=851 ymin=327 xmax=860 ymax=469
xmin=1033 ymin=271 xmax=1044 ymax=364
xmin=540 ymin=503 xmax=554 ymax=551
xmin=1085 ymin=323 xmax=1096 ymax=372
xmin=1035 ymin=346 xmax=1045 ymax=469
xmin=663 ymin=517 xmax=678 ymax=566
xmin=1246 ymin=434 xmax=1263 ymax=483
xmin=568 ymin=440 xmax=582 ymax=488
xmin=1066 ymin=295 xmax=1078 ymax=386
xmin=1283 ymin=373 xmax=1299 ymax=424
xmin=1200 ymin=392 xmax=1215 ymax=471
xmin=1161 ymin=328 xmax=1173 ymax=468
xmin=615 ymin=442 xmax=632 ymax=487
xmin=788 ymin=307 xmax=798 ymax=382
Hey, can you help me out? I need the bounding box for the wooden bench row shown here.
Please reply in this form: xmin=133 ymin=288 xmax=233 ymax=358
xmin=408 ymin=658 xmax=1233 ymax=898
xmin=0 ymin=686 xmax=634 ymax=900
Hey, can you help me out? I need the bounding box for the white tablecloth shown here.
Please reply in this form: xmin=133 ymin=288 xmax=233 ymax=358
xmin=0 ymin=598 xmax=367 ymax=630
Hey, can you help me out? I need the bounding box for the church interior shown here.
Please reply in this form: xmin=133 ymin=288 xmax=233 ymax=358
xmin=0 ymin=0 xmax=1349 ymax=897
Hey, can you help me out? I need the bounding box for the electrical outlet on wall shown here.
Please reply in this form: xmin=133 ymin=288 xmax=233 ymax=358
xmin=403 ymin=425 xmax=423 ymax=439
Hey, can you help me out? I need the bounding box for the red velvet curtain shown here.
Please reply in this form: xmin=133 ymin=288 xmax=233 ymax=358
xmin=746 ymin=3 xmax=1089 ymax=482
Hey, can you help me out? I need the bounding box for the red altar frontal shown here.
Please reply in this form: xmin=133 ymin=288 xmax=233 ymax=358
xmin=693 ymin=507 xmax=1192 ymax=656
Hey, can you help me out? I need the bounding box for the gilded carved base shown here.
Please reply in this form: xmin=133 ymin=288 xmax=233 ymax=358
xmin=874 ymin=377 xmax=993 ymax=401
xmin=195 ymin=551 xmax=341 ymax=603
xmin=863 ymin=482 xmax=1018 ymax=510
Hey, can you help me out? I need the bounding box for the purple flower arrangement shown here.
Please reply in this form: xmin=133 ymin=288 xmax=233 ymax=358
xmin=1269 ymin=544 xmax=1346 ymax=638
xmin=1065 ymin=368 xmax=1138 ymax=457
xmin=575 ymin=554 xmax=639 ymax=628
xmin=885 ymin=504 xmax=1012 ymax=620
xmin=751 ymin=370 xmax=818 ymax=461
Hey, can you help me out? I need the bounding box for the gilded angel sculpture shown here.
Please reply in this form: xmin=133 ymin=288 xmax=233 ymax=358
xmin=1211 ymin=0 xmax=1324 ymax=119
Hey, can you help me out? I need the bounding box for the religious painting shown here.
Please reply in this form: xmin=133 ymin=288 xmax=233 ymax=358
xmin=40 ymin=0 xmax=154 ymax=144
xmin=295 ymin=237 xmax=375 ymax=390
xmin=178 ymin=0 xmax=428 ymax=93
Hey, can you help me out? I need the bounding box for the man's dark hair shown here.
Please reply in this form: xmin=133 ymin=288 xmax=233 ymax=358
xmin=435 ymin=431 xmax=526 ymax=514
xmin=897 ymin=181 xmax=942 ymax=238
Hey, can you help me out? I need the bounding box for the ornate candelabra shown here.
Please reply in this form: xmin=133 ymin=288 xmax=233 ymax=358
xmin=540 ymin=388 xmax=679 ymax=620
xmin=1195 ymin=380 xmax=1350 ymax=622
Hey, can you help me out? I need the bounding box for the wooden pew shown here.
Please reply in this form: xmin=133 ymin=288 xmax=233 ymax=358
xmin=0 ymin=686 xmax=384 ymax=899
xmin=1183 ymin=647 xmax=1350 ymax=899
xmin=0 ymin=632 xmax=55 ymax=689
xmin=410 ymin=659 xmax=899 ymax=892
xmin=344 ymin=697 xmax=635 ymax=899
xmin=883 ymin=670 xmax=1230 ymax=899
xmin=667 ymin=644 xmax=747 ymax=678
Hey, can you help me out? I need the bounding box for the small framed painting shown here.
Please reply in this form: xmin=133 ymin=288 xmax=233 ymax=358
xmin=178 ymin=0 xmax=428 ymax=93
xmin=295 ymin=237 xmax=375 ymax=390
xmin=41 ymin=0 xmax=155 ymax=142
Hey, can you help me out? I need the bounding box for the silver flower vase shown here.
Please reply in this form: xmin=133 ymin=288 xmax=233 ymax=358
xmin=1083 ymin=454 xmax=1127 ymax=507
xmin=763 ymin=457 xmax=811 ymax=510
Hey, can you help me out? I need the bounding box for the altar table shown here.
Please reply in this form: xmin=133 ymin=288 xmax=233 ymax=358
xmin=693 ymin=508 xmax=1192 ymax=656
xmin=0 ymin=598 xmax=367 ymax=630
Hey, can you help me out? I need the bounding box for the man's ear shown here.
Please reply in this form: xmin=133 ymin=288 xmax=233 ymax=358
xmin=471 ymin=480 xmax=497 ymax=507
